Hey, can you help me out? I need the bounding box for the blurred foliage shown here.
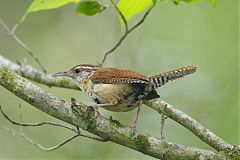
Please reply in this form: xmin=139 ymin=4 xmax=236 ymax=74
xmin=0 ymin=0 xmax=238 ymax=159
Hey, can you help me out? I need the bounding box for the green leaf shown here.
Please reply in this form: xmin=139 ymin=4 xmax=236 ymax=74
xmin=117 ymin=0 xmax=153 ymax=22
xmin=75 ymin=1 xmax=104 ymax=16
xmin=21 ymin=0 xmax=80 ymax=22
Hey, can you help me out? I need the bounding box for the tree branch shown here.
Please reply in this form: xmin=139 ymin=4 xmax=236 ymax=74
xmin=0 ymin=65 xmax=228 ymax=159
xmin=145 ymin=100 xmax=233 ymax=152
xmin=0 ymin=55 xmax=79 ymax=90
xmin=0 ymin=18 xmax=47 ymax=73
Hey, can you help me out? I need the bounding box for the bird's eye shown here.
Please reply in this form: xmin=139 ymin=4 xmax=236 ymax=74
xmin=74 ymin=68 xmax=80 ymax=73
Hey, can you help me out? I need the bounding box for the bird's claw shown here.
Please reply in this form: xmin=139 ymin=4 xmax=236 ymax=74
xmin=89 ymin=104 xmax=100 ymax=118
xmin=129 ymin=123 xmax=137 ymax=137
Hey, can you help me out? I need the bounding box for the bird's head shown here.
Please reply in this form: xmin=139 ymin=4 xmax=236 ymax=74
xmin=52 ymin=64 xmax=101 ymax=84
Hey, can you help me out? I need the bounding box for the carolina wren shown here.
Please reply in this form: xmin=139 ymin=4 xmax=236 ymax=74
xmin=52 ymin=64 xmax=197 ymax=130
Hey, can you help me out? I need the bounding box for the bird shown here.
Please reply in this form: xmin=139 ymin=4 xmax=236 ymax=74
xmin=52 ymin=64 xmax=197 ymax=130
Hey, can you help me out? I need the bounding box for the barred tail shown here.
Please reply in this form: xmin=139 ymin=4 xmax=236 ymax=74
xmin=149 ymin=65 xmax=197 ymax=89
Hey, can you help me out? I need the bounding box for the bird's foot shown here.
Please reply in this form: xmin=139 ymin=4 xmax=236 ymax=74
xmin=129 ymin=123 xmax=137 ymax=138
xmin=89 ymin=104 xmax=100 ymax=118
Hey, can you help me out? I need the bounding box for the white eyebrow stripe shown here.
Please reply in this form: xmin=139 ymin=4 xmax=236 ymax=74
xmin=74 ymin=65 xmax=99 ymax=70
xmin=74 ymin=66 xmax=81 ymax=70
xmin=74 ymin=66 xmax=88 ymax=70
xmin=81 ymin=66 xmax=92 ymax=69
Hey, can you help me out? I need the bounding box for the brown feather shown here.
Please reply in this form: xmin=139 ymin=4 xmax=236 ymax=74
xmin=91 ymin=68 xmax=149 ymax=84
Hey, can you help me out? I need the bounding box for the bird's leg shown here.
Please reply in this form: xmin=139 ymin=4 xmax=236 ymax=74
xmin=130 ymin=100 xmax=142 ymax=132
xmin=90 ymin=103 xmax=100 ymax=118
xmin=91 ymin=101 xmax=117 ymax=118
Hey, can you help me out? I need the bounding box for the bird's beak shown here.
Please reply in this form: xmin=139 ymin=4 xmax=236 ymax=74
xmin=52 ymin=71 xmax=73 ymax=78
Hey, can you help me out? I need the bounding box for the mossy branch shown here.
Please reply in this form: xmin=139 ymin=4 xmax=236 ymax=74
xmin=0 ymin=55 xmax=79 ymax=90
xmin=0 ymin=65 xmax=230 ymax=159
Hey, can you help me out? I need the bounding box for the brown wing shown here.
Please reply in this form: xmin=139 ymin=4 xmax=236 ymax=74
xmin=91 ymin=68 xmax=149 ymax=84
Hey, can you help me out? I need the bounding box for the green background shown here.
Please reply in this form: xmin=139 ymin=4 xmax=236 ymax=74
xmin=0 ymin=0 xmax=238 ymax=159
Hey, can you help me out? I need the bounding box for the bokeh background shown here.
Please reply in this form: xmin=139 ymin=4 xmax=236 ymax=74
xmin=0 ymin=0 xmax=238 ymax=159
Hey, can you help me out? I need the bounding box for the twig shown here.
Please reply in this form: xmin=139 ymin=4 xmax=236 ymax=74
xmin=19 ymin=127 xmax=80 ymax=151
xmin=0 ymin=104 xmax=107 ymax=149
xmin=0 ymin=18 xmax=47 ymax=73
xmin=160 ymin=104 xmax=167 ymax=140
xmin=128 ymin=3 xmax=155 ymax=33
xmin=20 ymin=103 xmax=79 ymax=151
xmin=100 ymin=1 xmax=156 ymax=66
xmin=100 ymin=0 xmax=128 ymax=66
xmin=110 ymin=0 xmax=128 ymax=33
xmin=0 ymin=125 xmax=80 ymax=151
xmin=0 ymin=105 xmax=78 ymax=133
xmin=8 ymin=122 xmax=105 ymax=152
